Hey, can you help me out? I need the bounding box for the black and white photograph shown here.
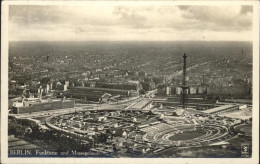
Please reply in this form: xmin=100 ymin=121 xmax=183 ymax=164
xmin=1 ymin=1 xmax=259 ymax=164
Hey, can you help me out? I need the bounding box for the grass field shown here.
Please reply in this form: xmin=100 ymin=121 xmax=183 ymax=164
xmin=168 ymin=129 xmax=206 ymax=141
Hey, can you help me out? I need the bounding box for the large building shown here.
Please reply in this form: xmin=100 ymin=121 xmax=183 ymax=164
xmin=203 ymin=104 xmax=239 ymax=114
xmin=95 ymin=82 xmax=141 ymax=91
xmin=152 ymin=96 xmax=216 ymax=110
xmin=64 ymin=86 xmax=138 ymax=102
xmin=13 ymin=99 xmax=75 ymax=114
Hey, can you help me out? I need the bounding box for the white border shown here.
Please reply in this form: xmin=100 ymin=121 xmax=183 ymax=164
xmin=1 ymin=1 xmax=259 ymax=164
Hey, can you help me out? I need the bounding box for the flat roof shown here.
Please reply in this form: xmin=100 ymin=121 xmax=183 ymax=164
xmin=22 ymin=99 xmax=73 ymax=105
xmin=131 ymin=100 xmax=152 ymax=109
xmin=73 ymin=86 xmax=128 ymax=92
xmin=203 ymin=104 xmax=237 ymax=114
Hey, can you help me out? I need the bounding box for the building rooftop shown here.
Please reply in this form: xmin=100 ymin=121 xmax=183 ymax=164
xmin=203 ymin=104 xmax=237 ymax=114
xmin=130 ymin=99 xmax=152 ymax=109
xmin=17 ymin=98 xmax=73 ymax=107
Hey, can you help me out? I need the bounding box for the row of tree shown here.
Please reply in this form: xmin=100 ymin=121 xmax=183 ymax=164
xmin=8 ymin=116 xmax=90 ymax=152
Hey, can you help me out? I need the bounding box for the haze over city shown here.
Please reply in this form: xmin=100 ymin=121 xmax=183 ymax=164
xmin=9 ymin=4 xmax=252 ymax=41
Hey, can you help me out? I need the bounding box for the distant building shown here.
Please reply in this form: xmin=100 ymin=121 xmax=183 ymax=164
xmin=95 ymin=82 xmax=140 ymax=91
xmin=138 ymin=71 xmax=147 ymax=77
xmin=141 ymin=81 xmax=156 ymax=91
xmin=166 ymin=87 xmax=171 ymax=95
xmin=160 ymin=96 xmax=217 ymax=110
xmin=198 ymin=86 xmax=207 ymax=94
xmin=129 ymin=90 xmax=139 ymax=97
xmin=13 ymin=99 xmax=75 ymax=114
xmin=203 ymin=104 xmax=239 ymax=114
xmin=100 ymin=93 xmax=112 ymax=103
xmin=65 ymin=87 xmax=130 ymax=102
xmin=56 ymin=84 xmax=68 ymax=91
xmin=176 ymin=87 xmax=182 ymax=95
xmin=189 ymin=86 xmax=197 ymax=94
xmin=65 ymin=81 xmax=70 ymax=86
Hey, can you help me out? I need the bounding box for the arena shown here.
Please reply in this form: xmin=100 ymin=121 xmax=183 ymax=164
xmin=45 ymin=108 xmax=241 ymax=155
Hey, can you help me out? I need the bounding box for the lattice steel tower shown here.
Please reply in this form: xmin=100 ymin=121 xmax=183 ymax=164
xmin=180 ymin=53 xmax=189 ymax=109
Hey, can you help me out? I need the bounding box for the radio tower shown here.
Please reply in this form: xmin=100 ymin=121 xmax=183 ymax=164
xmin=180 ymin=53 xmax=189 ymax=109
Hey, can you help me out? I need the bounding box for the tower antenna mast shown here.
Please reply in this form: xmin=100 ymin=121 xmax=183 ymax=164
xmin=181 ymin=53 xmax=188 ymax=109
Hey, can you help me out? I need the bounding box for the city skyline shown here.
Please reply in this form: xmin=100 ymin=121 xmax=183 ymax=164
xmin=9 ymin=4 xmax=253 ymax=41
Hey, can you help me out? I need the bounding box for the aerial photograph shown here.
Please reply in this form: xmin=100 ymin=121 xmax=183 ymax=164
xmin=7 ymin=3 xmax=253 ymax=158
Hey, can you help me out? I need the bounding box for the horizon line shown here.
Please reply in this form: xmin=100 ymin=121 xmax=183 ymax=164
xmin=9 ymin=40 xmax=253 ymax=42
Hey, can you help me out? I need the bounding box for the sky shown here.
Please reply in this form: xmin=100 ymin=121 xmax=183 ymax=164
xmin=9 ymin=4 xmax=253 ymax=41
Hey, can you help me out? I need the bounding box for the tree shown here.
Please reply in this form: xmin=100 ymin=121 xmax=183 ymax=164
xmin=97 ymin=133 xmax=109 ymax=143
xmin=139 ymin=89 xmax=145 ymax=95
xmin=40 ymin=77 xmax=50 ymax=84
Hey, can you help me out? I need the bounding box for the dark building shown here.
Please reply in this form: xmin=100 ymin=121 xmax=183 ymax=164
xmin=141 ymin=81 xmax=156 ymax=91
xmin=95 ymin=82 xmax=140 ymax=91
xmin=164 ymin=96 xmax=216 ymax=110
xmin=138 ymin=71 xmax=147 ymax=77
xmin=65 ymin=87 xmax=130 ymax=102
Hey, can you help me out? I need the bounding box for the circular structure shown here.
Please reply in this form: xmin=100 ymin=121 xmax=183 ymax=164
xmin=45 ymin=109 xmax=237 ymax=151
xmin=140 ymin=124 xmax=231 ymax=147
